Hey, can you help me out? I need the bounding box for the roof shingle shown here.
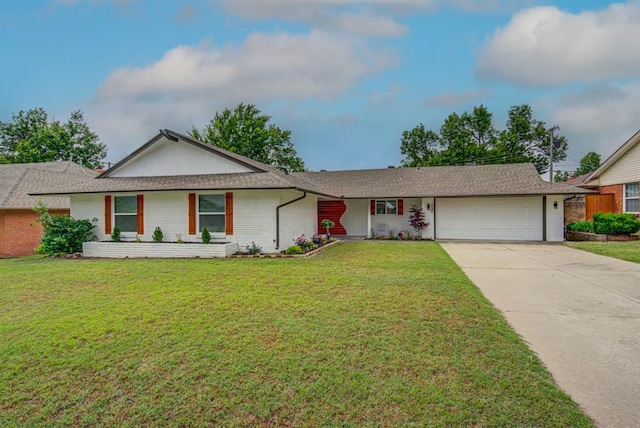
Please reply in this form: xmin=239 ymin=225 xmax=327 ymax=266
xmin=1 ymin=161 xmax=98 ymax=209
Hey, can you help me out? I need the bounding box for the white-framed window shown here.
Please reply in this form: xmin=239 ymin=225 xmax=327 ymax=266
xmin=376 ymin=200 xmax=397 ymax=215
xmin=624 ymin=183 xmax=639 ymax=213
xmin=198 ymin=194 xmax=225 ymax=233
xmin=114 ymin=195 xmax=137 ymax=232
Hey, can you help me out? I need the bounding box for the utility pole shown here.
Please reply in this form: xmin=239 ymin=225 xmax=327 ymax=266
xmin=549 ymin=125 xmax=559 ymax=182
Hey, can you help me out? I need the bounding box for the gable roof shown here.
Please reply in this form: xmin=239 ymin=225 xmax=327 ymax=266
xmin=99 ymin=129 xmax=280 ymax=178
xmin=293 ymin=163 xmax=591 ymax=198
xmin=586 ymin=129 xmax=640 ymax=181
xmin=30 ymin=129 xmax=591 ymax=199
xmin=32 ymin=130 xmax=334 ymax=197
xmin=0 ymin=161 xmax=97 ymax=209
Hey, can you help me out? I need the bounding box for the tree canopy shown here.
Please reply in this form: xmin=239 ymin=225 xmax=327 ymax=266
xmin=400 ymin=104 xmax=567 ymax=174
xmin=573 ymin=151 xmax=601 ymax=177
xmin=0 ymin=108 xmax=106 ymax=169
xmin=190 ymin=103 xmax=306 ymax=173
xmin=554 ymin=151 xmax=601 ymax=182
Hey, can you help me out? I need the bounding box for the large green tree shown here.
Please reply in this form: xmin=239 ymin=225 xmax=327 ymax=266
xmin=190 ymin=103 xmax=305 ymax=173
xmin=554 ymin=151 xmax=601 ymax=182
xmin=400 ymin=104 xmax=567 ymax=174
xmin=0 ymin=108 xmax=106 ymax=169
xmin=573 ymin=151 xmax=601 ymax=176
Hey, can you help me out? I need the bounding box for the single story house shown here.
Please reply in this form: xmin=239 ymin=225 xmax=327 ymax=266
xmin=33 ymin=129 xmax=590 ymax=256
xmin=580 ymin=130 xmax=640 ymax=216
xmin=0 ymin=161 xmax=97 ymax=257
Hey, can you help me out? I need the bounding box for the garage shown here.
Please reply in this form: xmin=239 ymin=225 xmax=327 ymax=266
xmin=436 ymin=196 xmax=543 ymax=241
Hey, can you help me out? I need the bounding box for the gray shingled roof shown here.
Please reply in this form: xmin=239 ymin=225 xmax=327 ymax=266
xmin=32 ymin=171 xmax=331 ymax=195
xmin=29 ymin=130 xmax=591 ymax=199
xmin=0 ymin=161 xmax=98 ymax=209
xmin=293 ymin=163 xmax=592 ymax=198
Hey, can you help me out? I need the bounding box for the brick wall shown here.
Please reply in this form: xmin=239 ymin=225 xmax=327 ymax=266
xmin=598 ymin=184 xmax=623 ymax=213
xmin=0 ymin=209 xmax=69 ymax=258
xmin=564 ymin=196 xmax=585 ymax=225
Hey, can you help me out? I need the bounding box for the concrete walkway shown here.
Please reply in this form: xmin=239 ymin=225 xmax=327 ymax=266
xmin=441 ymin=242 xmax=640 ymax=428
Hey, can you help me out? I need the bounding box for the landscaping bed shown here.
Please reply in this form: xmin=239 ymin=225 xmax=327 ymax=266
xmin=566 ymin=230 xmax=639 ymax=242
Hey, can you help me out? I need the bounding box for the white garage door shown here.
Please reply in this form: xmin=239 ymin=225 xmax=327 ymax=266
xmin=436 ymin=196 xmax=543 ymax=240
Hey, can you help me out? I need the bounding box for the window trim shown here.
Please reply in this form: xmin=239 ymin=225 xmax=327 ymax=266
xmin=375 ymin=199 xmax=397 ymax=215
xmin=197 ymin=193 xmax=226 ymax=235
xmin=113 ymin=194 xmax=139 ymax=234
xmin=624 ymin=182 xmax=639 ymax=214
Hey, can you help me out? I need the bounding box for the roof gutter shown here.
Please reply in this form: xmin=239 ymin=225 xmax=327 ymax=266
xmin=275 ymin=191 xmax=307 ymax=250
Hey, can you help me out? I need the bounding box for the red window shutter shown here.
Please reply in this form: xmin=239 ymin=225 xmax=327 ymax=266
xmin=137 ymin=194 xmax=144 ymax=234
xmin=188 ymin=193 xmax=196 ymax=235
xmin=104 ymin=195 xmax=112 ymax=234
xmin=225 ymin=192 xmax=234 ymax=235
xmin=398 ymin=199 xmax=404 ymax=216
xmin=370 ymin=200 xmax=376 ymax=215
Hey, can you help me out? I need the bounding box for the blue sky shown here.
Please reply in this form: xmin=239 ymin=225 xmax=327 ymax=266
xmin=1 ymin=1 xmax=639 ymax=174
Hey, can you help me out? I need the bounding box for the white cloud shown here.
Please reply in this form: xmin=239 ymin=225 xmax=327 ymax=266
xmin=477 ymin=3 xmax=640 ymax=87
xmin=97 ymin=31 xmax=395 ymax=102
xmin=550 ymin=81 xmax=640 ymax=160
xmin=91 ymin=30 xmax=397 ymax=161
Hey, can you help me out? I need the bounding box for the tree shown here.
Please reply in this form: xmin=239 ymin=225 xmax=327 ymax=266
xmin=0 ymin=108 xmax=106 ymax=169
xmin=553 ymin=170 xmax=571 ymax=182
xmin=401 ymin=105 xmax=498 ymax=167
xmin=495 ymin=105 xmax=567 ymax=174
xmin=573 ymin=151 xmax=601 ymax=177
xmin=190 ymin=103 xmax=305 ymax=173
xmin=400 ymin=104 xmax=568 ymax=174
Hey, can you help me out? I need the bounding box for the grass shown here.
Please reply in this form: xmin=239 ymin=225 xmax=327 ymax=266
xmin=566 ymin=240 xmax=640 ymax=264
xmin=0 ymin=242 xmax=592 ymax=427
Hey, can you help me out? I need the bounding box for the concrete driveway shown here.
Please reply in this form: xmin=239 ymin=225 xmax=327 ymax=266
xmin=441 ymin=242 xmax=640 ymax=428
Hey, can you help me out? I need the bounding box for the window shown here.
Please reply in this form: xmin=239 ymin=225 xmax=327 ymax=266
xmin=199 ymin=194 xmax=225 ymax=233
xmin=376 ymin=200 xmax=397 ymax=215
xmin=114 ymin=195 xmax=137 ymax=232
xmin=625 ymin=183 xmax=639 ymax=213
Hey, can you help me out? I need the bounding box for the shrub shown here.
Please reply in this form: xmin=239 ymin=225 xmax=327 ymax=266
xmin=152 ymin=227 xmax=164 ymax=242
xmin=247 ymin=242 xmax=262 ymax=255
xmin=311 ymin=233 xmax=324 ymax=245
xmin=111 ymin=226 xmax=121 ymax=242
xmin=593 ymin=212 xmax=640 ymax=235
xmin=284 ymin=245 xmax=304 ymax=255
xmin=408 ymin=204 xmax=429 ymax=234
xmin=321 ymin=219 xmax=335 ymax=234
xmin=566 ymin=221 xmax=594 ymax=233
xmin=201 ymin=227 xmax=211 ymax=244
xmin=35 ymin=202 xmax=96 ymax=255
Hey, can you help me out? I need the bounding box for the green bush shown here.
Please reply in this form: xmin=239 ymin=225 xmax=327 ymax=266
xmin=247 ymin=242 xmax=262 ymax=255
xmin=152 ymin=227 xmax=164 ymax=243
xmin=566 ymin=221 xmax=594 ymax=233
xmin=35 ymin=202 xmax=96 ymax=255
xmin=201 ymin=227 xmax=211 ymax=244
xmin=111 ymin=226 xmax=121 ymax=242
xmin=593 ymin=212 xmax=640 ymax=235
xmin=284 ymin=245 xmax=304 ymax=255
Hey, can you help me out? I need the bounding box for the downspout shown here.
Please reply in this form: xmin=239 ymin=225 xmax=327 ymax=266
xmin=275 ymin=191 xmax=307 ymax=250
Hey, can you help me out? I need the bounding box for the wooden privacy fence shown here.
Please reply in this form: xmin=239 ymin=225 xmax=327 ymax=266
xmin=586 ymin=194 xmax=615 ymax=220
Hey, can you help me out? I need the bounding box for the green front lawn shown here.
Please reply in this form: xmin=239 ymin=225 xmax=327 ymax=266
xmin=566 ymin=241 xmax=640 ymax=264
xmin=0 ymin=242 xmax=592 ymax=426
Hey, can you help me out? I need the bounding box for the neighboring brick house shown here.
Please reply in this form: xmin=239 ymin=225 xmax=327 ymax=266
xmin=0 ymin=162 xmax=97 ymax=257
xmin=582 ymin=130 xmax=640 ymax=218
